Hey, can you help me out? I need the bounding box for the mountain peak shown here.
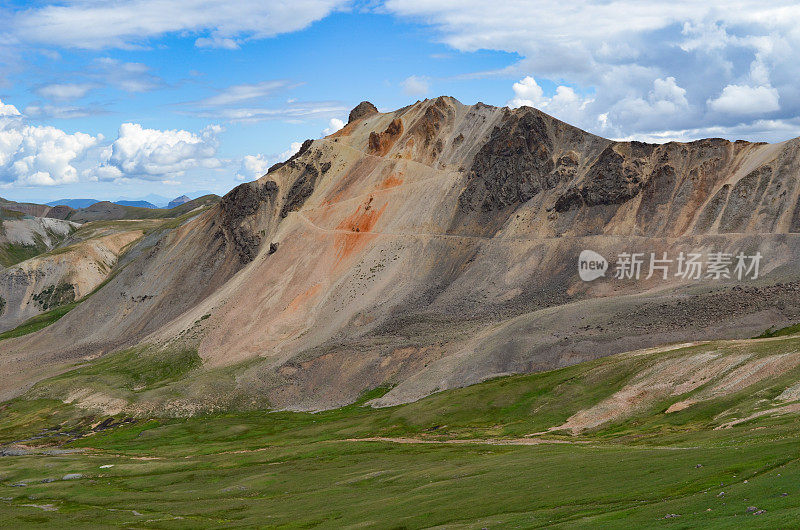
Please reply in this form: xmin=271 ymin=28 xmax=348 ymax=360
xmin=167 ymin=195 xmax=192 ymax=209
xmin=4 ymin=97 xmax=800 ymax=413
xmin=348 ymin=101 xmax=378 ymax=123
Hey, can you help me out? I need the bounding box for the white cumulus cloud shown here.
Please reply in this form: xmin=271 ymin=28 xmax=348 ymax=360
xmin=708 ymin=85 xmax=780 ymax=116
xmin=322 ymin=118 xmax=345 ymax=136
xmin=279 ymin=141 xmax=304 ymax=161
xmin=91 ymin=123 xmax=223 ymax=182
xmin=236 ymin=141 xmax=306 ymax=181
xmin=387 ymin=0 xmax=800 ymax=140
xmin=508 ymin=76 xmax=545 ymax=107
xmin=602 ymin=76 xmax=690 ymax=132
xmin=235 ymin=154 xmax=270 ymax=181
xmin=0 ymin=103 xmax=99 ymax=186
xmin=507 ymin=76 xmax=593 ymax=127
xmin=0 ymin=100 xmax=21 ymax=118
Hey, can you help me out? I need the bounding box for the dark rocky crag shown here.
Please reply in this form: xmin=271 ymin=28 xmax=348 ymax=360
xmin=348 ymin=101 xmax=379 ymax=123
xmin=218 ymin=180 xmax=279 ymax=263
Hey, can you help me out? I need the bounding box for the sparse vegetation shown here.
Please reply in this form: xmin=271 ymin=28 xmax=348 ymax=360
xmin=757 ymin=322 xmax=800 ymax=339
xmin=0 ymin=241 xmax=48 ymax=267
xmin=31 ymin=282 xmax=76 ymax=311
xmin=0 ymin=302 xmax=77 ymax=340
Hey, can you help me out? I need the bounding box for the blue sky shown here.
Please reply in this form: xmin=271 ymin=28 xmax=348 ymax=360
xmin=1 ymin=1 xmax=799 ymax=204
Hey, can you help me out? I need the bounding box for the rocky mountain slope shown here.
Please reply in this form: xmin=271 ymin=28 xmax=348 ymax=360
xmin=3 ymin=96 xmax=800 ymax=413
xmin=0 ymin=198 xmax=51 ymax=218
xmin=0 ymin=213 xmax=79 ymax=267
xmin=0 ymin=225 xmax=144 ymax=333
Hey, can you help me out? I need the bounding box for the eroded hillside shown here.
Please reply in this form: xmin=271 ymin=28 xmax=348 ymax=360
xmin=3 ymin=97 xmax=800 ymax=412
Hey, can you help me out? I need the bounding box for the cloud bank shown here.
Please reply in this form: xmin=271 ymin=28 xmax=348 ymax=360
xmin=387 ymin=0 xmax=800 ymax=141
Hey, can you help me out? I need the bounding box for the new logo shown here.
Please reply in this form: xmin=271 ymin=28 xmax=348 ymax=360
xmin=578 ymin=250 xmax=608 ymax=282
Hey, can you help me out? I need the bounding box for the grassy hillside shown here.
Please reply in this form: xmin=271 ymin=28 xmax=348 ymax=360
xmin=1 ymin=335 xmax=800 ymax=527
xmin=0 ymin=303 xmax=78 ymax=340
xmin=0 ymin=241 xmax=48 ymax=268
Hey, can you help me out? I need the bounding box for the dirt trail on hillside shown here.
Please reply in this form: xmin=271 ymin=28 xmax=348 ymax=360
xmin=341 ymin=436 xmax=584 ymax=445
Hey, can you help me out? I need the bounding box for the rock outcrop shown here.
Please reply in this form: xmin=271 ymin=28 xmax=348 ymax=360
xmin=218 ymin=180 xmax=279 ymax=263
xmin=348 ymin=101 xmax=379 ymax=123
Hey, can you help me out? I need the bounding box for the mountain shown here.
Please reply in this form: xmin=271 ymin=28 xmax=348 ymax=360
xmin=3 ymin=96 xmax=800 ymax=414
xmin=114 ymin=200 xmax=158 ymax=209
xmin=167 ymin=194 xmax=191 ymax=209
xmin=46 ymin=198 xmax=99 ymax=209
xmin=0 ymin=219 xmax=139 ymax=332
xmin=0 ymin=213 xmax=78 ymax=268
xmin=47 ymin=199 xmax=160 ymax=209
xmin=0 ymin=196 xmax=222 ymax=334
xmin=0 ymin=197 xmax=51 ymax=217
xmin=115 ymin=193 xmax=172 ymax=208
xmin=61 ymin=195 xmax=220 ymax=223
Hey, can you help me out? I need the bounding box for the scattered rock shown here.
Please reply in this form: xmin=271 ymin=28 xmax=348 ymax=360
xmin=62 ymin=473 xmax=83 ymax=480
xmin=695 ymin=464 xmax=703 ymax=468
xmin=747 ymin=506 xmax=758 ymax=512
xmin=21 ymin=503 xmax=57 ymax=511
xmin=0 ymin=448 xmax=29 ymax=457
xmin=664 ymin=513 xmax=680 ymax=518
xmin=717 ymin=492 xmax=725 ymax=497
xmin=221 ymin=484 xmax=248 ymax=493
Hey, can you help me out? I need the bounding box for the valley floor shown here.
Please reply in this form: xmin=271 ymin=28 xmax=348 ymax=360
xmin=2 ymin=335 xmax=800 ymax=528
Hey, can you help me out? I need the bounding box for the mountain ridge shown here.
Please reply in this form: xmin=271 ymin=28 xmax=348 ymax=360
xmin=3 ymin=96 xmax=800 ymax=413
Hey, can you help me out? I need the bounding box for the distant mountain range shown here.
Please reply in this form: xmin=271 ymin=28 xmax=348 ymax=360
xmin=114 ymin=200 xmax=158 ymax=209
xmin=45 ymin=199 xmax=99 ymax=209
xmin=45 ymin=192 xmax=215 ymax=210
